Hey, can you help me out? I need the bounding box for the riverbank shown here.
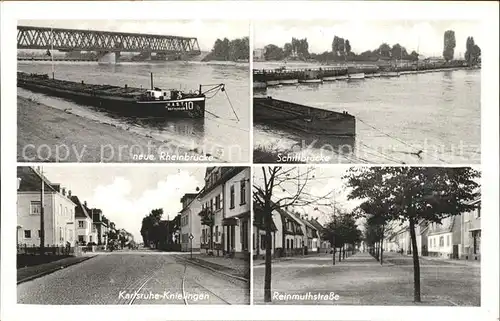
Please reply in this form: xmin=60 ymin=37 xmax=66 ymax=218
xmin=17 ymin=96 xmax=219 ymax=163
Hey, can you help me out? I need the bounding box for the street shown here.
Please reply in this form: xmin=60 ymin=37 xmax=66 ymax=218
xmin=253 ymin=252 xmax=480 ymax=306
xmin=17 ymin=252 xmax=249 ymax=305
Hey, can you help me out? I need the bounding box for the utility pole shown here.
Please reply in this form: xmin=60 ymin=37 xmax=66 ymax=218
xmin=332 ymin=192 xmax=336 ymax=266
xmin=39 ymin=167 xmax=45 ymax=255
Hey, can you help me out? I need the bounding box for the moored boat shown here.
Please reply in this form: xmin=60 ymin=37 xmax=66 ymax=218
xmin=253 ymin=81 xmax=267 ymax=89
xmin=17 ymin=72 xmax=225 ymax=119
xmin=322 ymin=76 xmax=338 ymax=81
xmin=253 ymin=96 xmax=356 ymax=136
xmin=336 ymin=75 xmax=349 ymax=80
xmin=279 ymin=78 xmax=299 ymax=85
xmin=348 ymin=73 xmax=365 ymax=80
xmin=298 ymin=78 xmax=322 ymax=84
xmin=266 ymin=80 xmax=280 ymax=86
xmin=380 ymin=71 xmax=400 ymax=77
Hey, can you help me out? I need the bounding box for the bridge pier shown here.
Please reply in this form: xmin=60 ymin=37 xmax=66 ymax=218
xmin=97 ymin=51 xmax=120 ymax=64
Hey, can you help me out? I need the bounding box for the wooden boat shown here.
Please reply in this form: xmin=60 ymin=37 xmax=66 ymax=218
xmin=348 ymin=73 xmax=365 ymax=80
xmin=279 ymin=78 xmax=299 ymax=85
xmin=17 ymin=72 xmax=224 ymax=118
xmin=254 ymin=97 xmax=356 ymax=136
xmin=322 ymin=76 xmax=338 ymax=81
xmin=266 ymin=80 xmax=280 ymax=86
xmin=336 ymin=75 xmax=349 ymax=80
xmin=298 ymin=78 xmax=322 ymax=84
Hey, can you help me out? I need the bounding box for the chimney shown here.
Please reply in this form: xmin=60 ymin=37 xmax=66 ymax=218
xmin=51 ymin=183 xmax=61 ymax=192
xmin=68 ymin=190 xmax=72 ymax=197
xmin=84 ymin=201 xmax=87 ymax=207
xmin=62 ymin=188 xmax=66 ymax=196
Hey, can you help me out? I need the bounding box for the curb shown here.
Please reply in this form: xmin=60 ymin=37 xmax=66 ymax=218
xmin=17 ymin=256 xmax=95 ymax=285
xmin=174 ymin=255 xmax=249 ymax=283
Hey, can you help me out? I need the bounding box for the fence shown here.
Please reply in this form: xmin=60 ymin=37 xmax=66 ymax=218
xmin=17 ymin=243 xmax=74 ymax=255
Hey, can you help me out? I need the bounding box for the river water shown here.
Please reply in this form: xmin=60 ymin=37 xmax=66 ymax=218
xmin=254 ymin=62 xmax=481 ymax=164
xmin=18 ymin=61 xmax=250 ymax=162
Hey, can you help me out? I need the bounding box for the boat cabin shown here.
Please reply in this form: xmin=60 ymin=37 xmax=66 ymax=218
xmin=143 ymin=87 xmax=183 ymax=101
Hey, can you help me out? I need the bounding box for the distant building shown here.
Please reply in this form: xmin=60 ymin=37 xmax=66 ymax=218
xmin=460 ymin=196 xmax=481 ymax=261
xmin=91 ymin=208 xmax=108 ymax=246
xmin=17 ymin=167 xmax=76 ymax=247
xmin=71 ymin=196 xmax=96 ymax=245
xmin=180 ymin=193 xmax=202 ymax=252
xmin=253 ymin=48 xmax=265 ymax=61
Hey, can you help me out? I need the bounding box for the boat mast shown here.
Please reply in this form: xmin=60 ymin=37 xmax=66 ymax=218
xmin=51 ymin=28 xmax=55 ymax=79
xmin=150 ymin=72 xmax=154 ymax=90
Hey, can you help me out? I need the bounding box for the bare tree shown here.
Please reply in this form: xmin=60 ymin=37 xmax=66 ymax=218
xmin=253 ymin=166 xmax=333 ymax=303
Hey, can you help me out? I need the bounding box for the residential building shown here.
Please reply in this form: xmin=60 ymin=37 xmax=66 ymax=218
xmin=90 ymin=208 xmax=108 ymax=246
xmin=384 ymin=220 xmax=428 ymax=255
xmin=460 ymin=197 xmax=481 ymax=261
xmin=198 ymin=167 xmax=251 ymax=259
xmin=427 ymin=216 xmax=462 ymax=259
xmin=180 ymin=193 xmax=202 ymax=252
xmin=222 ymin=167 xmax=250 ymax=259
xmin=308 ymin=218 xmax=331 ymax=252
xmin=17 ymin=167 xmax=76 ymax=247
xmin=253 ymin=202 xmax=278 ymax=259
xmin=301 ymin=216 xmax=320 ymax=253
xmin=71 ymin=196 xmax=96 ymax=245
xmin=278 ymin=208 xmax=304 ymax=256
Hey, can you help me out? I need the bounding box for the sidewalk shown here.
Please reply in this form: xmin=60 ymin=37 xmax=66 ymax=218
xmin=177 ymin=253 xmax=250 ymax=281
xmin=17 ymin=255 xmax=95 ymax=284
xmin=253 ymin=251 xmax=332 ymax=266
xmin=383 ymin=251 xmax=481 ymax=267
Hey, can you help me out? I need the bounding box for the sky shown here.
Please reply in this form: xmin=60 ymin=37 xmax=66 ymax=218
xmin=253 ymin=166 xmax=362 ymax=225
xmin=42 ymin=166 xmax=206 ymax=242
xmin=19 ymin=20 xmax=249 ymax=52
xmin=254 ymin=20 xmax=483 ymax=57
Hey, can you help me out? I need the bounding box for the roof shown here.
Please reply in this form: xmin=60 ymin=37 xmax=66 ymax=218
xmin=253 ymin=202 xmax=278 ymax=231
xmin=17 ymin=166 xmax=59 ymax=193
xmin=71 ymin=195 xmax=91 ymax=219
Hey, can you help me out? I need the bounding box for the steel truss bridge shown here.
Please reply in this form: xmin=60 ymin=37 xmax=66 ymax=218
xmin=17 ymin=26 xmax=201 ymax=56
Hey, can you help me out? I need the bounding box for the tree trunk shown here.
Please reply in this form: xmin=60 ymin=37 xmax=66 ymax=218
xmin=343 ymin=244 xmax=346 ymax=259
xmin=380 ymin=237 xmax=384 ymax=265
xmin=264 ymin=206 xmax=273 ymax=303
xmin=338 ymin=245 xmax=342 ymax=262
xmin=409 ymin=217 xmax=421 ymax=302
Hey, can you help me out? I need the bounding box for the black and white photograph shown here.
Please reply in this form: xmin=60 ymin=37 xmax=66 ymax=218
xmin=253 ymin=21 xmax=482 ymax=164
xmin=253 ymin=166 xmax=481 ymax=305
xmin=17 ymin=20 xmax=250 ymax=163
xmin=16 ymin=166 xmax=250 ymax=305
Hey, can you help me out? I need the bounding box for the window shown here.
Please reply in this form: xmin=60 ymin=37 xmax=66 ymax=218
xmin=78 ymin=221 xmax=85 ymax=228
xmin=219 ymin=193 xmax=223 ymax=210
xmin=286 ymin=239 xmax=290 ymax=249
xmin=210 ymin=198 xmax=214 ymax=211
xmin=240 ymin=179 xmax=246 ymax=205
xmin=59 ymin=227 xmax=63 ymax=241
xmin=476 ymin=205 xmax=481 ymax=218
xmin=89 ymin=236 xmax=92 ymax=243
xmin=78 ymin=235 xmax=84 ymax=243
xmin=59 ymin=204 xmax=62 ymax=217
xmin=24 ymin=230 xmax=31 ymax=239
xmin=38 ymin=230 xmax=41 ymax=238
xmin=30 ymin=201 xmax=41 ymax=215
xmin=439 ymin=236 xmax=444 ymax=247
xmin=215 ymin=195 xmax=221 ymax=210
xmin=215 ymin=226 xmax=219 ymax=242
xmin=447 ymin=235 xmax=450 ymax=246
xmin=230 ymin=185 xmax=235 ymax=208
xmin=291 ymin=240 xmax=294 ymax=249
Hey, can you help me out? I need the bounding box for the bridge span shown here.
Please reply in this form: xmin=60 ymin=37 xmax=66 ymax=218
xmin=17 ymin=25 xmax=201 ymax=63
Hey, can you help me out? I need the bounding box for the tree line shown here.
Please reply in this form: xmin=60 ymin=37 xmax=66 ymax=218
xmin=261 ymin=30 xmax=481 ymax=65
xmin=140 ymin=208 xmax=180 ymax=249
xmin=203 ymin=37 xmax=249 ymax=62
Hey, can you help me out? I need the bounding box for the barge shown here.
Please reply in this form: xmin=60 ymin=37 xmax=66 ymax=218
xmin=17 ymin=72 xmax=225 ymax=119
xmin=254 ymin=97 xmax=355 ymax=136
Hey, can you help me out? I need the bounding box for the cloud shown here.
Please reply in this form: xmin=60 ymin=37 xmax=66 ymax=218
xmin=89 ymin=170 xmax=201 ymax=241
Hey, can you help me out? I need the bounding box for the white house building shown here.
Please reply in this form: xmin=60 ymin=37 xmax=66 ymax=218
xmin=180 ymin=193 xmax=202 ymax=252
xmin=17 ymin=167 xmax=76 ymax=247
xmin=71 ymin=196 xmax=97 ymax=245
xmin=198 ymin=167 xmax=250 ymax=259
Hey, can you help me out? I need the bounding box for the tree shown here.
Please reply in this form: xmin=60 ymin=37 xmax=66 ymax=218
xmin=253 ymin=166 xmax=333 ymax=302
xmin=377 ymin=43 xmax=392 ymax=58
xmin=323 ymin=208 xmax=362 ymax=263
xmin=344 ymin=167 xmax=480 ymax=302
xmin=263 ymin=44 xmax=285 ymax=61
xmin=443 ymin=30 xmax=456 ymax=62
xmin=140 ymin=208 xmax=163 ymax=248
xmin=345 ymin=39 xmax=351 ymax=55
xmin=391 ymin=44 xmax=408 ymax=60
xmin=283 ymin=42 xmax=293 ymax=57
xmin=465 ymin=36 xmax=481 ymax=66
